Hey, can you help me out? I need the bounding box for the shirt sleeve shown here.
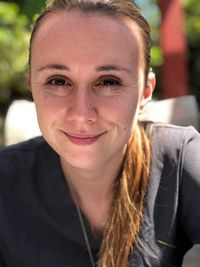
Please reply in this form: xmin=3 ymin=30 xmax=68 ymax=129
xmin=180 ymin=127 xmax=200 ymax=244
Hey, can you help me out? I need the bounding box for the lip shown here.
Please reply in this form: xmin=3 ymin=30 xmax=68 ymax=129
xmin=62 ymin=131 xmax=106 ymax=145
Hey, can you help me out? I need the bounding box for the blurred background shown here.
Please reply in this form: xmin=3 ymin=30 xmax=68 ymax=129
xmin=0 ymin=0 xmax=200 ymax=145
xmin=0 ymin=1 xmax=200 ymax=265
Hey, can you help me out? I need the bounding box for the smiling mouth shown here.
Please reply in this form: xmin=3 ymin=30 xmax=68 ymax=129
xmin=62 ymin=131 xmax=106 ymax=145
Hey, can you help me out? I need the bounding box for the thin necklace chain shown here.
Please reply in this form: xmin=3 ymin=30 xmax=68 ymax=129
xmin=75 ymin=201 xmax=96 ymax=267
xmin=66 ymin=179 xmax=96 ymax=267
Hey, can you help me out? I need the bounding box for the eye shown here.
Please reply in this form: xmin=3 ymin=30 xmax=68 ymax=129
xmin=44 ymin=76 xmax=73 ymax=96
xmin=47 ymin=76 xmax=71 ymax=86
xmin=98 ymin=77 xmax=121 ymax=87
xmin=94 ymin=76 xmax=123 ymax=97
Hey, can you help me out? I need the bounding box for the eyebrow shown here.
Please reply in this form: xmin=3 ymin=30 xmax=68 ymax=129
xmin=37 ymin=63 xmax=130 ymax=73
xmin=37 ymin=64 xmax=70 ymax=72
xmin=96 ymin=64 xmax=131 ymax=73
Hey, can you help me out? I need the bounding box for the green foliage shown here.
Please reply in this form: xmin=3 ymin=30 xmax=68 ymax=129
xmin=151 ymin=46 xmax=163 ymax=67
xmin=6 ymin=0 xmax=45 ymax=19
xmin=137 ymin=0 xmax=162 ymax=99
xmin=181 ymin=0 xmax=200 ymax=101
xmin=0 ymin=0 xmax=199 ymax=105
xmin=182 ymin=0 xmax=200 ymax=46
xmin=138 ymin=0 xmax=200 ymax=101
xmin=0 ymin=2 xmax=30 ymax=103
xmin=137 ymin=0 xmax=162 ymax=68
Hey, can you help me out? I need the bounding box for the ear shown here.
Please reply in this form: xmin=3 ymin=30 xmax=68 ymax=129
xmin=25 ymin=72 xmax=32 ymax=92
xmin=139 ymin=71 xmax=156 ymax=114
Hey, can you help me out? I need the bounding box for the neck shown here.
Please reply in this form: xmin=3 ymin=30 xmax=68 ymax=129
xmin=60 ymin=157 xmax=123 ymax=230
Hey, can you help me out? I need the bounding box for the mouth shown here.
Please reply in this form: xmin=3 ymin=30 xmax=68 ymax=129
xmin=62 ymin=131 xmax=106 ymax=145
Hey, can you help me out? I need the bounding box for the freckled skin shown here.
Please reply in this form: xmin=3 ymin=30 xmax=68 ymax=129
xmin=30 ymin=11 xmax=152 ymax=173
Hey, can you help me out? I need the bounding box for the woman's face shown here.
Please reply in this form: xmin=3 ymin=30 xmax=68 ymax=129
xmin=30 ymin=11 xmax=154 ymax=171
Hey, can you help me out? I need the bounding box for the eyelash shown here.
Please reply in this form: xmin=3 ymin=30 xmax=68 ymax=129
xmin=46 ymin=76 xmax=122 ymax=88
xmin=46 ymin=76 xmax=71 ymax=86
xmin=95 ymin=77 xmax=122 ymax=88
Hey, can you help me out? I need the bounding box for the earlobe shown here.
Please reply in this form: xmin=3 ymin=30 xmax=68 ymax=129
xmin=139 ymin=71 xmax=156 ymax=114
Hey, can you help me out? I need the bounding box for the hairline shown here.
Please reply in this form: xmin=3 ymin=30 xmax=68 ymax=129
xmin=29 ymin=6 xmax=150 ymax=86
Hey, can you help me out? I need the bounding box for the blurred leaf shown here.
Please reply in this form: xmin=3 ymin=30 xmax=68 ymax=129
xmin=151 ymin=46 xmax=163 ymax=67
xmin=5 ymin=0 xmax=45 ymax=19
xmin=0 ymin=2 xmax=30 ymax=102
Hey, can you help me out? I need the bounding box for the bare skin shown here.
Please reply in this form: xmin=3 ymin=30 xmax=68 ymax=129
xmin=60 ymin=153 xmax=121 ymax=231
xmin=30 ymin=11 xmax=155 ymax=230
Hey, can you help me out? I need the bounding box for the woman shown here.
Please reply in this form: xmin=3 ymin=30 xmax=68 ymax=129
xmin=0 ymin=0 xmax=200 ymax=266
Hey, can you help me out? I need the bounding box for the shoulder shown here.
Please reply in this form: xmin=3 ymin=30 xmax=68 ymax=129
xmin=145 ymin=122 xmax=200 ymax=185
xmin=147 ymin=122 xmax=199 ymax=143
xmin=0 ymin=137 xmax=55 ymax=193
xmin=145 ymin=125 xmax=200 ymax=245
xmin=0 ymin=135 xmax=47 ymax=152
xmin=0 ymin=136 xmax=48 ymax=165
xmin=146 ymin=122 xmax=200 ymax=158
xmin=143 ymin=123 xmax=200 ymax=247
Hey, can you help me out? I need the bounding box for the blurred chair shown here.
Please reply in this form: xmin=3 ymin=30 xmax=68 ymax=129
xmin=4 ymin=100 xmax=41 ymax=146
xmin=139 ymin=95 xmax=199 ymax=130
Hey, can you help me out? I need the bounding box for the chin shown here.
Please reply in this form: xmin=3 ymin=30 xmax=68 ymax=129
xmin=65 ymin=158 xmax=99 ymax=170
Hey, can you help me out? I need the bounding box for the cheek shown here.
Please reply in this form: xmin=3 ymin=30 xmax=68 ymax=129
xmin=107 ymin=96 xmax=139 ymax=122
xmin=121 ymin=105 xmax=139 ymax=132
xmin=101 ymin=96 xmax=140 ymax=137
xmin=32 ymin=96 xmax=67 ymax=136
xmin=33 ymin=91 xmax=67 ymax=119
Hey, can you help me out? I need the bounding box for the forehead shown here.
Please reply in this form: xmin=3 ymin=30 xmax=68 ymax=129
xmin=31 ymin=10 xmax=143 ymax=67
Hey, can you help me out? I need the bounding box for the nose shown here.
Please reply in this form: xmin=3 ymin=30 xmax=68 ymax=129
xmin=66 ymin=89 xmax=98 ymax=124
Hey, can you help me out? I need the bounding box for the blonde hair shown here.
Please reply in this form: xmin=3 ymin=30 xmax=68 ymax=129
xmin=29 ymin=1 xmax=151 ymax=266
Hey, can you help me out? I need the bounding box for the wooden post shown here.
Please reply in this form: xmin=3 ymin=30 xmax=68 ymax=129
xmin=159 ymin=0 xmax=189 ymax=98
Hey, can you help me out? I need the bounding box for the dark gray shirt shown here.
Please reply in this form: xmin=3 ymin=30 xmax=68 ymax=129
xmin=0 ymin=123 xmax=200 ymax=266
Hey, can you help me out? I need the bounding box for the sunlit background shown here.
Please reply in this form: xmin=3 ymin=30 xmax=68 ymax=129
xmin=0 ymin=1 xmax=200 ymax=265
xmin=0 ymin=0 xmax=200 ymax=145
